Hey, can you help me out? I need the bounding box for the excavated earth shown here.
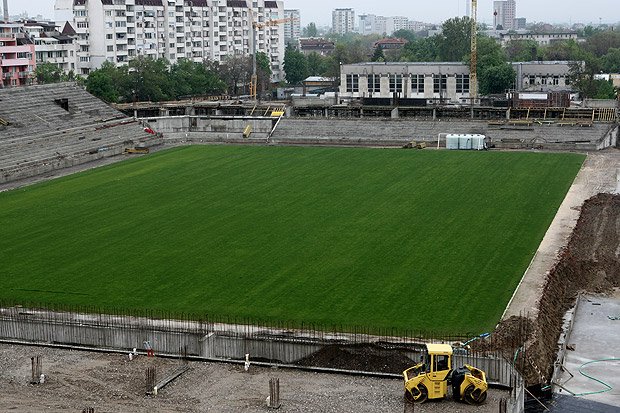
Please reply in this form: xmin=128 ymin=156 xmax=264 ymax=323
xmin=495 ymin=193 xmax=620 ymax=385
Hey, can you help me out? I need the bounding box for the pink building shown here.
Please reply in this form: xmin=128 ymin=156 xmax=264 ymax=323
xmin=0 ymin=22 xmax=35 ymax=87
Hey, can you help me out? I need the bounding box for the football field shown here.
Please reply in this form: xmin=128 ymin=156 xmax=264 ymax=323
xmin=0 ymin=146 xmax=585 ymax=333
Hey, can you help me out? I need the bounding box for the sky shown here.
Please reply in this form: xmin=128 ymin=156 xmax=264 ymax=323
xmin=9 ymin=0 xmax=620 ymax=26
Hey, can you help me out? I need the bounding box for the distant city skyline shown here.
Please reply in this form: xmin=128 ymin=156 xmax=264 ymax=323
xmin=7 ymin=0 xmax=620 ymax=27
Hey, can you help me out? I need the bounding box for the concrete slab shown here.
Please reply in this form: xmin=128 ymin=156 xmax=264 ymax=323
xmin=503 ymin=150 xmax=620 ymax=319
xmin=555 ymin=292 xmax=620 ymax=407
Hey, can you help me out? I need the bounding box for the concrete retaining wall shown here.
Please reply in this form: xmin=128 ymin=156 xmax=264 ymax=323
xmin=145 ymin=116 xmax=275 ymax=138
xmin=271 ymin=118 xmax=618 ymax=151
xmin=0 ymin=307 xmax=521 ymax=394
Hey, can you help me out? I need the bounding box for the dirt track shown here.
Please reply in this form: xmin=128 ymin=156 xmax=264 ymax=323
xmin=0 ymin=343 xmax=508 ymax=413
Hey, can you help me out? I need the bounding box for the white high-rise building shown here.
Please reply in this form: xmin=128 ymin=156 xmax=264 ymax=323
xmin=332 ymin=8 xmax=354 ymax=35
xmin=54 ymin=0 xmax=286 ymax=83
xmin=493 ymin=0 xmax=516 ymax=30
xmin=283 ymin=9 xmax=300 ymax=44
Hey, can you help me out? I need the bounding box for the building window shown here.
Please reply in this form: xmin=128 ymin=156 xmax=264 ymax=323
xmin=541 ymin=77 xmax=547 ymax=85
xmin=433 ymin=74 xmax=447 ymax=93
xmin=456 ymin=74 xmax=470 ymax=94
xmin=346 ymin=74 xmax=359 ymax=93
xmin=368 ymin=74 xmax=380 ymax=93
xmin=411 ymin=74 xmax=424 ymax=93
xmin=552 ymin=76 xmax=560 ymax=85
xmin=389 ymin=74 xmax=403 ymax=93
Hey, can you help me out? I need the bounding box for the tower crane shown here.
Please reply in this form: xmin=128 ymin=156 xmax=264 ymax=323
xmin=470 ymin=0 xmax=478 ymax=102
xmin=250 ymin=17 xmax=296 ymax=100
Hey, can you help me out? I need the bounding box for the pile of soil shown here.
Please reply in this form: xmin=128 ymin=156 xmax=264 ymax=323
xmin=295 ymin=343 xmax=415 ymax=374
xmin=518 ymin=193 xmax=620 ymax=384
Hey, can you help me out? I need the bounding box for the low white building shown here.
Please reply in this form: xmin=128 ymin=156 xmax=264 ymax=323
xmin=499 ymin=31 xmax=579 ymax=47
xmin=340 ymin=61 xmax=576 ymax=102
xmin=340 ymin=62 xmax=471 ymax=102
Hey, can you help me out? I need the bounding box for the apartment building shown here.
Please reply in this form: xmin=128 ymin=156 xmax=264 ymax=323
xmin=358 ymin=14 xmax=428 ymax=36
xmin=283 ymin=9 xmax=300 ymax=44
xmin=332 ymin=8 xmax=354 ymax=35
xmin=24 ymin=21 xmax=78 ymax=74
xmin=0 ymin=22 xmax=36 ymax=87
xmin=54 ymin=0 xmax=286 ymax=83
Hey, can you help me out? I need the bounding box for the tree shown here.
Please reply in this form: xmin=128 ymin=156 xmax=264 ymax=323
xmin=303 ymin=22 xmax=318 ymax=38
xmin=568 ymin=59 xmax=604 ymax=98
xmin=592 ymin=80 xmax=617 ymax=99
xmin=283 ymin=45 xmax=308 ymax=84
xmin=584 ymin=30 xmax=620 ymax=57
xmin=479 ymin=64 xmax=516 ymax=94
xmin=256 ymin=52 xmax=273 ymax=96
xmin=219 ymin=55 xmax=252 ymax=96
xmin=169 ymin=59 xmax=225 ymax=99
xmin=127 ymin=57 xmax=172 ymax=102
xmin=437 ymin=17 xmax=473 ymax=61
xmin=602 ymin=48 xmax=620 ymax=73
xmin=475 ymin=36 xmax=516 ymax=95
xmin=306 ymin=52 xmax=328 ymax=76
xmin=392 ymin=29 xmax=416 ymax=43
xmin=400 ymin=37 xmax=439 ymax=62
xmin=371 ymin=47 xmax=385 ymax=62
xmin=35 ymin=62 xmax=63 ymax=84
xmin=504 ymin=40 xmax=539 ymax=62
xmin=85 ymin=61 xmax=124 ymax=103
xmin=541 ymin=40 xmax=583 ymax=61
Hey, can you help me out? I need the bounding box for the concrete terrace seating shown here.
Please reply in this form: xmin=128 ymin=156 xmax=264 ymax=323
xmin=0 ymin=84 xmax=156 ymax=184
xmin=0 ymin=83 xmax=125 ymax=142
xmin=271 ymin=118 xmax=614 ymax=150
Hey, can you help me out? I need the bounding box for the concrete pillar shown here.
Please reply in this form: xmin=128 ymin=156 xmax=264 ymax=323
xmin=433 ymin=108 xmax=437 ymax=120
xmin=185 ymin=106 xmax=195 ymax=116
xmin=447 ymin=75 xmax=457 ymax=102
xmin=380 ymin=76 xmax=390 ymax=98
xmin=391 ymin=108 xmax=399 ymax=119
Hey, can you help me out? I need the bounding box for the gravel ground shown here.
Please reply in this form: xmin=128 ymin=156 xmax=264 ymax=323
xmin=0 ymin=343 xmax=508 ymax=412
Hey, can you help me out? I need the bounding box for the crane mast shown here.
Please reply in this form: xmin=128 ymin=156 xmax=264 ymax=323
xmin=250 ymin=17 xmax=296 ymax=101
xmin=470 ymin=0 xmax=478 ymax=102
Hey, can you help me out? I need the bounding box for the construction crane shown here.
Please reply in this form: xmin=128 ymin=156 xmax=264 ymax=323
xmin=470 ymin=0 xmax=478 ymax=102
xmin=250 ymin=17 xmax=296 ymax=100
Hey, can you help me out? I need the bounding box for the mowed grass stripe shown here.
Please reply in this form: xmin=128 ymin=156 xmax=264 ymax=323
xmin=0 ymin=146 xmax=584 ymax=333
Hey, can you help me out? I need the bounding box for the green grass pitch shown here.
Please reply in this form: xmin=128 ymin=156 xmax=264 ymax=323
xmin=0 ymin=146 xmax=585 ymax=333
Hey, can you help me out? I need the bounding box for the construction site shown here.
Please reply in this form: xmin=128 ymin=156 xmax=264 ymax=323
xmin=0 ymin=81 xmax=619 ymax=413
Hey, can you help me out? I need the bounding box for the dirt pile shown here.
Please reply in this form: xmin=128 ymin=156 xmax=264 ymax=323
xmin=295 ymin=343 xmax=415 ymax=374
xmin=520 ymin=193 xmax=620 ymax=385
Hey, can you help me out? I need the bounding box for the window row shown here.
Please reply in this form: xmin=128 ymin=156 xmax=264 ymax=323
xmin=346 ymin=74 xmax=470 ymax=94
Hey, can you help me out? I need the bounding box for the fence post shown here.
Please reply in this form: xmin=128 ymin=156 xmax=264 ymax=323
xmin=30 ymin=356 xmax=43 ymax=384
xmin=146 ymin=367 xmax=157 ymax=395
xmin=267 ymin=378 xmax=281 ymax=409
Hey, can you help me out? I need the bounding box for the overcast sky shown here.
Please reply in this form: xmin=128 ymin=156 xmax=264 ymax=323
xmin=10 ymin=0 xmax=619 ymax=26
